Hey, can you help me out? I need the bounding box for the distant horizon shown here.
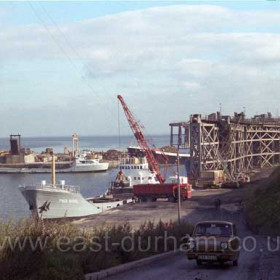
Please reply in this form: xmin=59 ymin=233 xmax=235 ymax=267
xmin=0 ymin=133 xmax=170 ymax=139
xmin=1 ymin=2 xmax=280 ymax=135
xmin=0 ymin=134 xmax=171 ymax=152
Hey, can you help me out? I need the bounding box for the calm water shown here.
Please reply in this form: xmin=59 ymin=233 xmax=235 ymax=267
xmin=0 ymin=135 xmax=181 ymax=220
xmin=0 ymin=171 xmax=117 ymax=220
xmin=0 ymin=135 xmax=170 ymax=153
xmin=0 ymin=166 xmax=186 ymax=220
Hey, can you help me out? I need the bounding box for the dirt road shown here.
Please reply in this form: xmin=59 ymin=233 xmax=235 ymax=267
xmin=105 ymin=199 xmax=280 ymax=280
xmin=74 ymin=170 xmax=279 ymax=279
xmin=73 ymin=187 xmax=247 ymax=229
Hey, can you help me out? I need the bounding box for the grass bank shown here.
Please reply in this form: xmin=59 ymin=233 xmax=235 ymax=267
xmin=0 ymin=218 xmax=193 ymax=280
xmin=245 ymin=167 xmax=280 ymax=235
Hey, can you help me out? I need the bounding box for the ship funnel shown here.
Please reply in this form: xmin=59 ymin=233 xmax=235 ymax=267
xmin=51 ymin=152 xmax=56 ymax=187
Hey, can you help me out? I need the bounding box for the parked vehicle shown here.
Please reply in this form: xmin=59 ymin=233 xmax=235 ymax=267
xmin=222 ymin=174 xmax=250 ymax=188
xmin=186 ymin=221 xmax=240 ymax=266
xmin=198 ymin=170 xmax=226 ymax=188
xmin=133 ymin=181 xmax=192 ymax=202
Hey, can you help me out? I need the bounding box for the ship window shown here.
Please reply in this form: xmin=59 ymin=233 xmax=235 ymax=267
xmin=148 ymin=177 xmax=152 ymax=180
xmin=138 ymin=177 xmax=140 ymax=180
xmin=134 ymin=177 xmax=137 ymax=180
xmin=128 ymin=166 xmax=130 ymax=169
xmin=142 ymin=177 xmax=144 ymax=180
xmin=140 ymin=166 xmax=143 ymax=169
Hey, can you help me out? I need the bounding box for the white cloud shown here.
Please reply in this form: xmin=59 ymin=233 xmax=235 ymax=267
xmin=1 ymin=4 xmax=280 ymax=135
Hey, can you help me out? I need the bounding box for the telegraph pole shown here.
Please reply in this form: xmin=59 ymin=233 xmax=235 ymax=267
xmin=177 ymin=144 xmax=181 ymax=224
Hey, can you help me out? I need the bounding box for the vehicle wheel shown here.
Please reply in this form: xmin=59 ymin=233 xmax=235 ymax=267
xmin=233 ymin=259 xmax=238 ymax=266
xmin=139 ymin=196 xmax=147 ymax=203
xmin=196 ymin=260 xmax=202 ymax=266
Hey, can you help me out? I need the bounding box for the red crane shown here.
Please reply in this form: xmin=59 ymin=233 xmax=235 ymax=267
xmin=117 ymin=95 xmax=165 ymax=184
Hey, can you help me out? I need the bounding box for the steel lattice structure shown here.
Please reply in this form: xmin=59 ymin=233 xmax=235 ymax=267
xmin=172 ymin=113 xmax=280 ymax=183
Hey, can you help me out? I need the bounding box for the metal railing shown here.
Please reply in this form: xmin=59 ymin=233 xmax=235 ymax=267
xmin=25 ymin=183 xmax=80 ymax=193
xmin=120 ymin=157 xmax=148 ymax=165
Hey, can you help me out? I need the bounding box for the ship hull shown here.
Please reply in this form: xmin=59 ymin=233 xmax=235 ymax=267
xmin=20 ymin=185 xmax=102 ymax=219
xmin=0 ymin=162 xmax=109 ymax=174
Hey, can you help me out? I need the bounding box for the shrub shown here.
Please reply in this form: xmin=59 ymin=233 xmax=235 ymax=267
xmin=0 ymin=218 xmax=193 ymax=279
xmin=245 ymin=167 xmax=280 ymax=235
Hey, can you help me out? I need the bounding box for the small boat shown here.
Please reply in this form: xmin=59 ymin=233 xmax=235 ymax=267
xmin=70 ymin=152 xmax=109 ymax=172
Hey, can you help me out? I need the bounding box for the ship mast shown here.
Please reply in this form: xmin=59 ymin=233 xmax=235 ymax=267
xmin=51 ymin=152 xmax=56 ymax=186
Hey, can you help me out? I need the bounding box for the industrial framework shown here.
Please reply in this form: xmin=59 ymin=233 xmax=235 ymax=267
xmin=170 ymin=112 xmax=280 ymax=183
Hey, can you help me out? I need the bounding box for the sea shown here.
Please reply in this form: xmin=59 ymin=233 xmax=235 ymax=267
xmin=0 ymin=135 xmax=186 ymax=220
xmin=0 ymin=135 xmax=170 ymax=153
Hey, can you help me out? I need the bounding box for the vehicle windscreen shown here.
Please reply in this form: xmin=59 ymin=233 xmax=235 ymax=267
xmin=194 ymin=223 xmax=232 ymax=237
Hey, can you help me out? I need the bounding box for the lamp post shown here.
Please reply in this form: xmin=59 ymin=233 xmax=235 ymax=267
xmin=176 ymin=144 xmax=181 ymax=224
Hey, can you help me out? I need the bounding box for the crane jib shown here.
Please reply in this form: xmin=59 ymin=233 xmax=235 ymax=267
xmin=117 ymin=94 xmax=165 ymax=184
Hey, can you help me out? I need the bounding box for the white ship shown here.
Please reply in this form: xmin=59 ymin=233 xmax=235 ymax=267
xmin=0 ymin=153 xmax=109 ymax=174
xmin=107 ymin=157 xmax=158 ymax=198
xmin=107 ymin=156 xmax=188 ymax=198
xmin=70 ymin=152 xmax=109 ymax=172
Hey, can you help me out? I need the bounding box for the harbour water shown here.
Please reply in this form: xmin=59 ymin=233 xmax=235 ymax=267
xmin=0 ymin=135 xmax=181 ymax=220
xmin=0 ymin=170 xmax=117 ymax=220
xmin=0 ymin=166 xmax=186 ymax=220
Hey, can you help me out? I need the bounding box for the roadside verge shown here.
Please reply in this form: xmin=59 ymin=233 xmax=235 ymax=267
xmin=85 ymin=250 xmax=181 ymax=280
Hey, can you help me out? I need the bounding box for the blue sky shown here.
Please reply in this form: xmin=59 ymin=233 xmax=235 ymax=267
xmin=1 ymin=1 xmax=280 ymax=137
xmin=2 ymin=1 xmax=280 ymax=26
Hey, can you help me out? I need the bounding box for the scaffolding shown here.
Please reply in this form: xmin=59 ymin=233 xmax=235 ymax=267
xmin=169 ymin=122 xmax=189 ymax=148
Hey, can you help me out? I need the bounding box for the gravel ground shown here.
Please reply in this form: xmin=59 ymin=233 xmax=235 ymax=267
xmin=73 ymin=167 xmax=280 ymax=280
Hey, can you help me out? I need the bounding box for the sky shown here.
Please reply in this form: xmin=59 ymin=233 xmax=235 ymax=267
xmin=1 ymin=1 xmax=280 ymax=137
